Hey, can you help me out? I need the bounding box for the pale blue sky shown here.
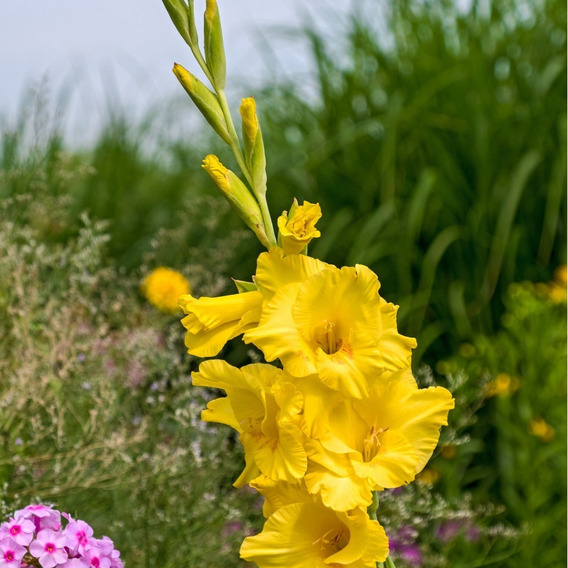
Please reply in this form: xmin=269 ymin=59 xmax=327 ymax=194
xmin=0 ymin=1 xmax=353 ymax=141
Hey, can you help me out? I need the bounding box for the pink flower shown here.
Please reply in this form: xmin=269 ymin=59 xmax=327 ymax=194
xmin=64 ymin=520 xmax=94 ymax=555
xmin=84 ymin=546 xmax=111 ymax=568
xmin=29 ymin=528 xmax=68 ymax=568
xmin=0 ymin=537 xmax=26 ymax=568
xmin=3 ymin=517 xmax=35 ymax=546
xmin=15 ymin=505 xmax=61 ymax=532
xmin=61 ymin=559 xmax=90 ymax=568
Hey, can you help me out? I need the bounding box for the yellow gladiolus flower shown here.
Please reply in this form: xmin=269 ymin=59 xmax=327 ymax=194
xmin=245 ymin=248 xmax=416 ymax=398
xmin=192 ymin=360 xmax=307 ymax=486
xmin=142 ymin=267 xmax=191 ymax=313
xmin=179 ymin=290 xmax=262 ymax=357
xmin=277 ymin=199 xmax=322 ymax=255
xmin=240 ymin=502 xmax=388 ymax=568
xmin=303 ymin=374 xmax=454 ymax=511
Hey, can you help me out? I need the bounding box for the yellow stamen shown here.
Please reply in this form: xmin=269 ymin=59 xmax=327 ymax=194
xmin=363 ymin=426 xmax=388 ymax=462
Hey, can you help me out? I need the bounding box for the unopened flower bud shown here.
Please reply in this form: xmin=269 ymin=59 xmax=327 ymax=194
xmin=202 ymin=155 xmax=270 ymax=248
xmin=162 ymin=0 xmax=197 ymax=46
xmin=173 ymin=63 xmax=231 ymax=144
xmin=239 ymin=97 xmax=267 ymax=198
xmin=204 ymin=0 xmax=226 ymax=89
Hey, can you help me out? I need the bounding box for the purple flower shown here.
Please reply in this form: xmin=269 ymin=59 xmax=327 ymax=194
xmin=399 ymin=544 xmax=424 ymax=567
xmin=29 ymin=528 xmax=68 ymax=568
xmin=467 ymin=525 xmax=481 ymax=542
xmin=3 ymin=517 xmax=35 ymax=546
xmin=436 ymin=519 xmax=481 ymax=544
xmin=0 ymin=537 xmax=26 ymax=568
xmin=436 ymin=520 xmax=463 ymax=543
xmin=396 ymin=525 xmax=418 ymax=543
xmin=64 ymin=520 xmax=94 ymax=555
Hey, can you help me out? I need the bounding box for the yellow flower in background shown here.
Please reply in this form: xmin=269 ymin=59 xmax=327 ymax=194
xmin=440 ymin=444 xmax=457 ymax=459
xmin=245 ymin=249 xmax=416 ymax=398
xmin=179 ymin=290 xmax=262 ymax=357
xmin=529 ymin=417 xmax=555 ymax=442
xmin=277 ymin=199 xmax=322 ymax=255
xmin=416 ymin=467 xmax=440 ymax=485
xmin=240 ymin=502 xmax=388 ymax=568
xmin=303 ymin=374 xmax=454 ymax=511
xmin=142 ymin=267 xmax=191 ymax=313
xmin=192 ymin=360 xmax=307 ymax=486
xmin=547 ymin=265 xmax=567 ymax=303
xmin=483 ymin=373 xmax=520 ymax=398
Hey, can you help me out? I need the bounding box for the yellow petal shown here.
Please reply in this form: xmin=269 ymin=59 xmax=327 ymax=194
xmin=250 ymin=476 xmax=315 ymax=518
xmin=304 ymin=461 xmax=373 ymax=512
xmin=201 ymin=397 xmax=241 ymax=432
xmin=241 ymin=502 xmax=387 ymax=568
xmin=254 ymin=247 xmax=329 ymax=300
xmin=180 ymin=291 xmax=262 ymax=357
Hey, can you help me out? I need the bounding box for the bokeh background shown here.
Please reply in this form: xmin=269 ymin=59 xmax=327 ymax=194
xmin=1 ymin=1 xmax=566 ymax=567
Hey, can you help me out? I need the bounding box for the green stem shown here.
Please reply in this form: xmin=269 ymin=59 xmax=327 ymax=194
xmin=217 ymin=89 xmax=276 ymax=247
xmin=187 ymin=38 xmax=277 ymax=248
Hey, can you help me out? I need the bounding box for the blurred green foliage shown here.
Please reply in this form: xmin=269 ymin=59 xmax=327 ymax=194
xmin=433 ymin=279 xmax=567 ymax=567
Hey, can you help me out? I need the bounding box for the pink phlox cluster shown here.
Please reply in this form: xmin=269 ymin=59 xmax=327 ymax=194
xmin=0 ymin=505 xmax=123 ymax=568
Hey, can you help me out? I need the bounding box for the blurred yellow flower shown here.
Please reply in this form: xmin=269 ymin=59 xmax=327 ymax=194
xmin=529 ymin=417 xmax=555 ymax=442
xmin=277 ymin=199 xmax=322 ymax=255
xmin=416 ymin=467 xmax=440 ymax=485
xmin=240 ymin=502 xmax=388 ymax=568
xmin=141 ymin=267 xmax=191 ymax=314
xmin=483 ymin=373 xmax=520 ymax=398
xmin=440 ymin=444 xmax=457 ymax=459
xmin=547 ymin=265 xmax=567 ymax=303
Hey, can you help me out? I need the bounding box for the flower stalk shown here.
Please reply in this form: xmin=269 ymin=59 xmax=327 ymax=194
xmin=163 ymin=0 xmax=276 ymax=248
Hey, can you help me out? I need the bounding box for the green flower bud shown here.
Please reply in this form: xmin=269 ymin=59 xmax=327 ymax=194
xmin=162 ymin=0 xmax=197 ymax=46
xmin=239 ymin=97 xmax=267 ymax=199
xmin=173 ymin=63 xmax=231 ymax=144
xmin=204 ymin=0 xmax=226 ymax=89
xmin=202 ymin=155 xmax=270 ymax=248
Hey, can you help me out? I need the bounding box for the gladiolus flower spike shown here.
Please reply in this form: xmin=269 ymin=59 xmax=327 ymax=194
xmin=163 ymin=2 xmax=454 ymax=566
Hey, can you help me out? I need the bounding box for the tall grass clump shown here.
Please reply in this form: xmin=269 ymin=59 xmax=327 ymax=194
xmin=258 ymin=0 xmax=567 ymax=362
